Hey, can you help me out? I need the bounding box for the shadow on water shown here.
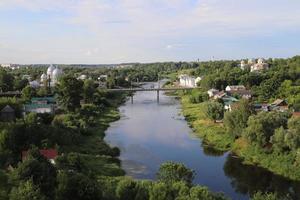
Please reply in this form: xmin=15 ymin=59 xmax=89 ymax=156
xmin=202 ymin=144 xmax=227 ymax=157
xmin=224 ymin=155 xmax=300 ymax=199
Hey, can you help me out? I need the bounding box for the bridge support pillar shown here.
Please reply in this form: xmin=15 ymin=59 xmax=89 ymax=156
xmin=157 ymin=90 xmax=159 ymax=103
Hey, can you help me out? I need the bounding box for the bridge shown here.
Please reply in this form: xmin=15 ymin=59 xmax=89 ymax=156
xmin=107 ymin=87 xmax=200 ymax=103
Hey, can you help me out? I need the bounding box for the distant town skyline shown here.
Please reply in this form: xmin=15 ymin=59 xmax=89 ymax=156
xmin=0 ymin=0 xmax=300 ymax=64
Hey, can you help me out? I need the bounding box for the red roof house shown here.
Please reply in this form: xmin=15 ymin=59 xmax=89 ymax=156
xmin=292 ymin=112 xmax=300 ymax=118
xmin=22 ymin=149 xmax=58 ymax=164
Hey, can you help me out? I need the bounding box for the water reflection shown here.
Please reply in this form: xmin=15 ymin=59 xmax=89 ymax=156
xmin=105 ymin=82 xmax=299 ymax=200
xmin=202 ymin=144 xmax=226 ymax=157
xmin=224 ymin=155 xmax=300 ymax=199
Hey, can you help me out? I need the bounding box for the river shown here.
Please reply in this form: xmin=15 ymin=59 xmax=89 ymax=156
xmin=105 ymin=83 xmax=300 ymax=200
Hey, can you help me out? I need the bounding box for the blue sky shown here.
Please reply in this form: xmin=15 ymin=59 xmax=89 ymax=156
xmin=0 ymin=0 xmax=300 ymax=64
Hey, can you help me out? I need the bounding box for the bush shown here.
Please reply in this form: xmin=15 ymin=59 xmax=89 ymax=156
xmin=156 ymin=162 xmax=195 ymax=185
xmin=204 ymin=101 xmax=224 ymax=121
xmin=9 ymin=180 xmax=46 ymax=200
xmin=189 ymin=91 xmax=209 ymax=104
xmin=116 ymin=178 xmax=137 ymax=200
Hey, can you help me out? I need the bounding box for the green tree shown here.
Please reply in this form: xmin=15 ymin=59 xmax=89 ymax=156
xmin=251 ymin=192 xmax=291 ymax=200
xmin=116 ymin=178 xmax=137 ymax=200
xmin=243 ymin=112 xmax=289 ymax=146
xmin=224 ymin=99 xmax=252 ymax=137
xmin=149 ymin=182 xmax=173 ymax=200
xmin=14 ymin=79 xmax=29 ymax=91
xmin=172 ymin=181 xmax=190 ymax=199
xmin=0 ymin=170 xmax=8 ymax=199
xmin=271 ymin=127 xmax=286 ymax=151
xmin=156 ymin=162 xmax=195 ymax=185
xmin=15 ymin=149 xmax=57 ymax=198
xmin=135 ymin=180 xmax=151 ymax=200
xmin=21 ymin=86 xmax=35 ymax=102
xmin=83 ymin=79 xmax=96 ymax=103
xmin=56 ymin=153 xmax=87 ymax=173
xmin=106 ymin=74 xmax=116 ymax=89
xmin=205 ymin=102 xmax=224 ymax=122
xmin=284 ymin=130 xmax=300 ymax=151
xmin=0 ymin=69 xmax=14 ymax=92
xmin=189 ymin=186 xmax=216 ymax=200
xmin=56 ymin=76 xmax=83 ymax=112
xmin=9 ymin=180 xmax=46 ymax=200
xmin=56 ymin=171 xmax=101 ymax=200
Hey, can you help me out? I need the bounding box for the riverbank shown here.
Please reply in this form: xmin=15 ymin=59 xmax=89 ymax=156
xmin=179 ymin=93 xmax=300 ymax=181
xmin=59 ymin=93 xmax=129 ymax=178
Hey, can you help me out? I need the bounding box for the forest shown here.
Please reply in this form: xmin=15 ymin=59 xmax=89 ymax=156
xmin=0 ymin=56 xmax=299 ymax=199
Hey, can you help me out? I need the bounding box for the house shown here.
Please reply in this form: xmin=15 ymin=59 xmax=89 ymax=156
xmin=24 ymin=97 xmax=56 ymax=114
xmin=98 ymin=75 xmax=108 ymax=80
xmin=22 ymin=149 xmax=58 ymax=164
xmin=253 ymin=103 xmax=270 ymax=112
xmin=207 ymin=89 xmax=219 ymax=98
xmin=225 ymin=85 xmax=246 ymax=92
xmin=31 ymin=97 xmax=56 ymax=104
xmin=0 ymin=105 xmax=16 ymax=122
xmin=227 ymin=89 xmax=252 ymax=99
xmin=178 ymin=74 xmax=200 ymax=88
xmin=0 ymin=64 xmax=19 ymax=70
xmin=213 ymin=91 xmax=227 ymax=99
xmin=292 ymin=112 xmax=300 ymax=118
xmin=270 ymin=99 xmax=289 ymax=112
xmin=78 ymin=74 xmax=88 ymax=80
xmin=195 ymin=77 xmax=202 ymax=86
xmin=225 ymin=85 xmax=252 ymax=99
xmin=222 ymin=96 xmax=239 ymax=111
xmin=1 ymin=63 xmax=11 ymax=68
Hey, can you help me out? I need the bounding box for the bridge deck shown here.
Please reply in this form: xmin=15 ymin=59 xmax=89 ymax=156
xmin=106 ymin=87 xmax=200 ymax=92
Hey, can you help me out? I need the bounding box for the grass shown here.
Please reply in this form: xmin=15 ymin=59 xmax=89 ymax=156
xmin=180 ymin=95 xmax=234 ymax=151
xmin=61 ymin=93 xmax=128 ymax=177
xmin=233 ymin=139 xmax=300 ymax=181
xmin=180 ymin=93 xmax=300 ymax=181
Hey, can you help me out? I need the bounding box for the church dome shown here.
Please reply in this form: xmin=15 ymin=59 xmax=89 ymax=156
xmin=47 ymin=64 xmax=55 ymax=76
xmin=52 ymin=67 xmax=63 ymax=81
xmin=258 ymin=58 xmax=265 ymax=64
xmin=40 ymin=73 xmax=47 ymax=82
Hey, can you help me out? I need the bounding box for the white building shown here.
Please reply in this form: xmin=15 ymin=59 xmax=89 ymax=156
xmin=178 ymin=74 xmax=201 ymax=88
xmin=42 ymin=65 xmax=63 ymax=86
xmin=240 ymin=58 xmax=269 ymax=72
xmin=1 ymin=64 xmax=20 ymax=70
xmin=251 ymin=58 xmax=269 ymax=72
xmin=207 ymin=88 xmax=219 ymax=98
xmin=225 ymin=85 xmax=246 ymax=92
xmin=78 ymin=74 xmax=87 ymax=80
xmin=40 ymin=73 xmax=47 ymax=83
xmin=29 ymin=81 xmax=40 ymax=88
xmin=1 ymin=64 xmax=11 ymax=68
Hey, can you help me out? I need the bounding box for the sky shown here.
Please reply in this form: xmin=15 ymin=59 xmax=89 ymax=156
xmin=0 ymin=0 xmax=300 ymax=64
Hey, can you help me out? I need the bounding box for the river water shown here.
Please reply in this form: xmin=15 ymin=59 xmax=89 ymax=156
xmin=105 ymin=83 xmax=300 ymax=200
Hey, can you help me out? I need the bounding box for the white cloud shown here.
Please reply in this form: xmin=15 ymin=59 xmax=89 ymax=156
xmin=0 ymin=0 xmax=300 ymax=63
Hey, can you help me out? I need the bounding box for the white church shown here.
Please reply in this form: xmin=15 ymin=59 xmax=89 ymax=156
xmin=178 ymin=74 xmax=202 ymax=88
xmin=240 ymin=58 xmax=269 ymax=72
xmin=40 ymin=64 xmax=63 ymax=87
